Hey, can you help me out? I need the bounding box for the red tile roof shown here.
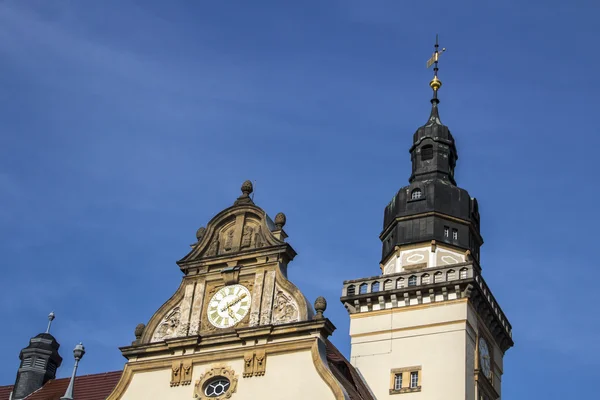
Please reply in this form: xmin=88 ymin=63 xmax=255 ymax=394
xmin=0 ymin=371 xmax=122 ymax=400
xmin=0 ymin=344 xmax=367 ymax=400
xmin=0 ymin=385 xmax=13 ymax=400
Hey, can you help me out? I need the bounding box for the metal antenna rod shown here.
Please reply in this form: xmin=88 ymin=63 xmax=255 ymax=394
xmin=46 ymin=312 xmax=55 ymax=334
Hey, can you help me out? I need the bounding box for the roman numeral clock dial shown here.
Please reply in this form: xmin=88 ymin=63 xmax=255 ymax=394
xmin=207 ymin=284 xmax=251 ymax=329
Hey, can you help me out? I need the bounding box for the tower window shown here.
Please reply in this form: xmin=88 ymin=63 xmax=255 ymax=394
xmin=411 ymin=188 xmax=422 ymax=200
xmin=421 ymin=274 xmax=430 ymax=285
xmin=396 ymin=278 xmax=405 ymax=288
xmin=408 ymin=276 xmax=417 ymax=286
xmin=394 ymin=373 xmax=403 ymax=390
xmin=421 ymin=145 xmax=433 ymax=161
xmin=346 ymin=285 xmax=355 ymax=296
xmin=434 ymin=271 xmax=444 ymax=283
xmin=359 ymin=283 xmax=368 ymax=294
xmin=444 ymin=226 xmax=449 ymax=238
xmin=390 ymin=366 xmax=422 ymax=394
xmin=459 ymin=268 xmax=468 ymax=279
xmin=452 ymin=229 xmax=458 ymax=240
xmin=372 ymin=282 xmax=380 ymax=292
xmin=22 ymin=357 xmax=33 ymax=368
xmin=447 ymin=269 xmax=456 ymax=281
xmin=384 ymin=279 xmax=393 ymax=290
xmin=410 ymin=371 xmax=419 ymax=388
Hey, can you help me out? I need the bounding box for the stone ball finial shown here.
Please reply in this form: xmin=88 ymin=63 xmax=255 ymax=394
xmin=196 ymin=226 xmax=206 ymax=241
xmin=241 ymin=180 xmax=253 ymax=197
xmin=314 ymin=296 xmax=327 ymax=319
xmin=274 ymin=212 xmax=286 ymax=229
xmin=134 ymin=323 xmax=145 ymax=340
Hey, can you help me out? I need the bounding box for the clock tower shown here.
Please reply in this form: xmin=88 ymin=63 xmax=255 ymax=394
xmin=340 ymin=40 xmax=513 ymax=400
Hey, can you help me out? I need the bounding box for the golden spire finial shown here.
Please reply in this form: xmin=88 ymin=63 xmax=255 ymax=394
xmin=426 ymin=34 xmax=446 ymax=100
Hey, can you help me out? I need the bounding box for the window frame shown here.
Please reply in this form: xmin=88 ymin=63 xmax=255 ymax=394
xmin=389 ymin=366 xmax=422 ymax=395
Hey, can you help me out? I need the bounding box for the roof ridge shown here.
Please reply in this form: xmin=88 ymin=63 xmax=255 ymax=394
xmin=42 ymin=370 xmax=124 ymax=382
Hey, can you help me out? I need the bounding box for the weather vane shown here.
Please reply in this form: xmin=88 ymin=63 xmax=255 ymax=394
xmin=426 ymin=34 xmax=446 ymax=100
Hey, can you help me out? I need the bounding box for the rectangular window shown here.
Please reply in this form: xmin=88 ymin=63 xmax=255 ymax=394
xmin=452 ymin=229 xmax=458 ymax=240
xmin=394 ymin=373 xmax=403 ymax=390
xmin=390 ymin=367 xmax=422 ymax=394
xmin=444 ymin=226 xmax=449 ymax=238
xmin=410 ymin=371 xmax=419 ymax=388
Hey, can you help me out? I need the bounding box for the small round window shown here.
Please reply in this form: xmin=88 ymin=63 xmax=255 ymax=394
xmin=204 ymin=377 xmax=231 ymax=397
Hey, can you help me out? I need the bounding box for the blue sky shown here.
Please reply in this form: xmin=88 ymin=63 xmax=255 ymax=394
xmin=0 ymin=0 xmax=598 ymax=398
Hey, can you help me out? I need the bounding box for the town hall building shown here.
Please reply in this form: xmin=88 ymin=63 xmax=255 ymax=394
xmin=0 ymin=43 xmax=513 ymax=400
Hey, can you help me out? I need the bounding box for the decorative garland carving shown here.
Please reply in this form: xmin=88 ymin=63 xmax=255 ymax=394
xmin=151 ymin=305 xmax=182 ymax=342
xmin=272 ymin=287 xmax=299 ymax=325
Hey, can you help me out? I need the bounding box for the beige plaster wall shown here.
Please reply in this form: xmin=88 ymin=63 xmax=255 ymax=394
xmin=382 ymin=243 xmax=466 ymax=275
xmin=349 ymin=300 xmax=473 ymax=400
xmin=120 ymin=349 xmax=337 ymax=400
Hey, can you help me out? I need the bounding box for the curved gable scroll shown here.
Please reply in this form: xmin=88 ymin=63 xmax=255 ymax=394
xmin=179 ymin=204 xmax=286 ymax=266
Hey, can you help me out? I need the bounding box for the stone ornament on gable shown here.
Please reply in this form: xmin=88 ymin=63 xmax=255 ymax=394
xmin=272 ymin=288 xmax=299 ymax=325
xmin=205 ymin=235 xmax=219 ymax=257
xmin=151 ymin=306 xmax=182 ymax=342
xmin=193 ymin=366 xmax=238 ymax=400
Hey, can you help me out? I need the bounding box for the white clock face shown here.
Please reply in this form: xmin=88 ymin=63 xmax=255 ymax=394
xmin=479 ymin=338 xmax=492 ymax=378
xmin=207 ymin=284 xmax=251 ymax=329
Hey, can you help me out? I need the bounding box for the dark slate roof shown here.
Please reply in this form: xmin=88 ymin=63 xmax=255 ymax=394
xmin=325 ymin=340 xmax=375 ymax=400
xmin=0 ymin=371 xmax=122 ymax=400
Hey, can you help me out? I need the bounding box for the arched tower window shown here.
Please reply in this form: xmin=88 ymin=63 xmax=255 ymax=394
xmin=397 ymin=278 xmax=405 ymax=289
xmin=411 ymin=188 xmax=422 ymax=200
xmin=421 ymin=274 xmax=430 ymax=284
xmin=359 ymin=283 xmax=368 ymax=294
xmin=408 ymin=276 xmax=418 ymax=286
xmin=421 ymin=145 xmax=433 ymax=161
xmin=447 ymin=269 xmax=456 ymax=281
xmin=347 ymin=285 xmax=355 ymax=296
xmin=384 ymin=279 xmax=393 ymax=290
xmin=371 ymin=282 xmax=380 ymax=292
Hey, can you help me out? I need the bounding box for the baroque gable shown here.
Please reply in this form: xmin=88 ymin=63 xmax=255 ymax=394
xmin=133 ymin=181 xmax=314 ymax=349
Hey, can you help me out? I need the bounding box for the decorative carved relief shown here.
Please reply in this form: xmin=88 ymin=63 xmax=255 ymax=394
xmin=254 ymin=349 xmax=267 ymax=376
xmin=255 ymin=226 xmax=266 ymax=248
xmin=224 ymin=229 xmax=235 ymax=251
xmin=243 ymin=352 xmax=254 ymax=378
xmin=206 ymin=236 xmax=219 ymax=257
xmin=188 ymin=282 xmax=206 ymax=336
xmin=242 ymin=350 xmax=267 ymax=378
xmin=151 ymin=306 xmax=182 ymax=342
xmin=249 ymin=271 xmax=265 ymax=327
xmin=259 ymin=272 xmax=275 ymax=325
xmin=171 ymin=361 xmax=182 ymax=387
xmin=241 ymin=225 xmax=254 ymax=249
xmin=272 ymin=286 xmax=299 ymax=325
xmin=182 ymin=360 xmax=193 ymax=386
xmin=193 ymin=366 xmax=238 ymax=400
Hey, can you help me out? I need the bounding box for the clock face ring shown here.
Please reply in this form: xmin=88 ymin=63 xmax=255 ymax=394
xmin=207 ymin=284 xmax=251 ymax=329
xmin=478 ymin=337 xmax=492 ymax=378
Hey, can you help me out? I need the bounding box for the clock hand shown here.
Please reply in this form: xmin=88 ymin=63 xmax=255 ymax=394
xmin=228 ymin=308 xmax=235 ymax=319
xmin=220 ymin=293 xmax=248 ymax=312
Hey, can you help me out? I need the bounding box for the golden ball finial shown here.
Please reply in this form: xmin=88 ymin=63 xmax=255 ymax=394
xmin=429 ymin=76 xmax=442 ymax=91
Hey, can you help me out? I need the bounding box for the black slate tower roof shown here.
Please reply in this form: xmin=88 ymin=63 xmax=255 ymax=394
xmin=380 ymin=51 xmax=483 ymax=264
xmin=11 ymin=320 xmax=63 ymax=400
